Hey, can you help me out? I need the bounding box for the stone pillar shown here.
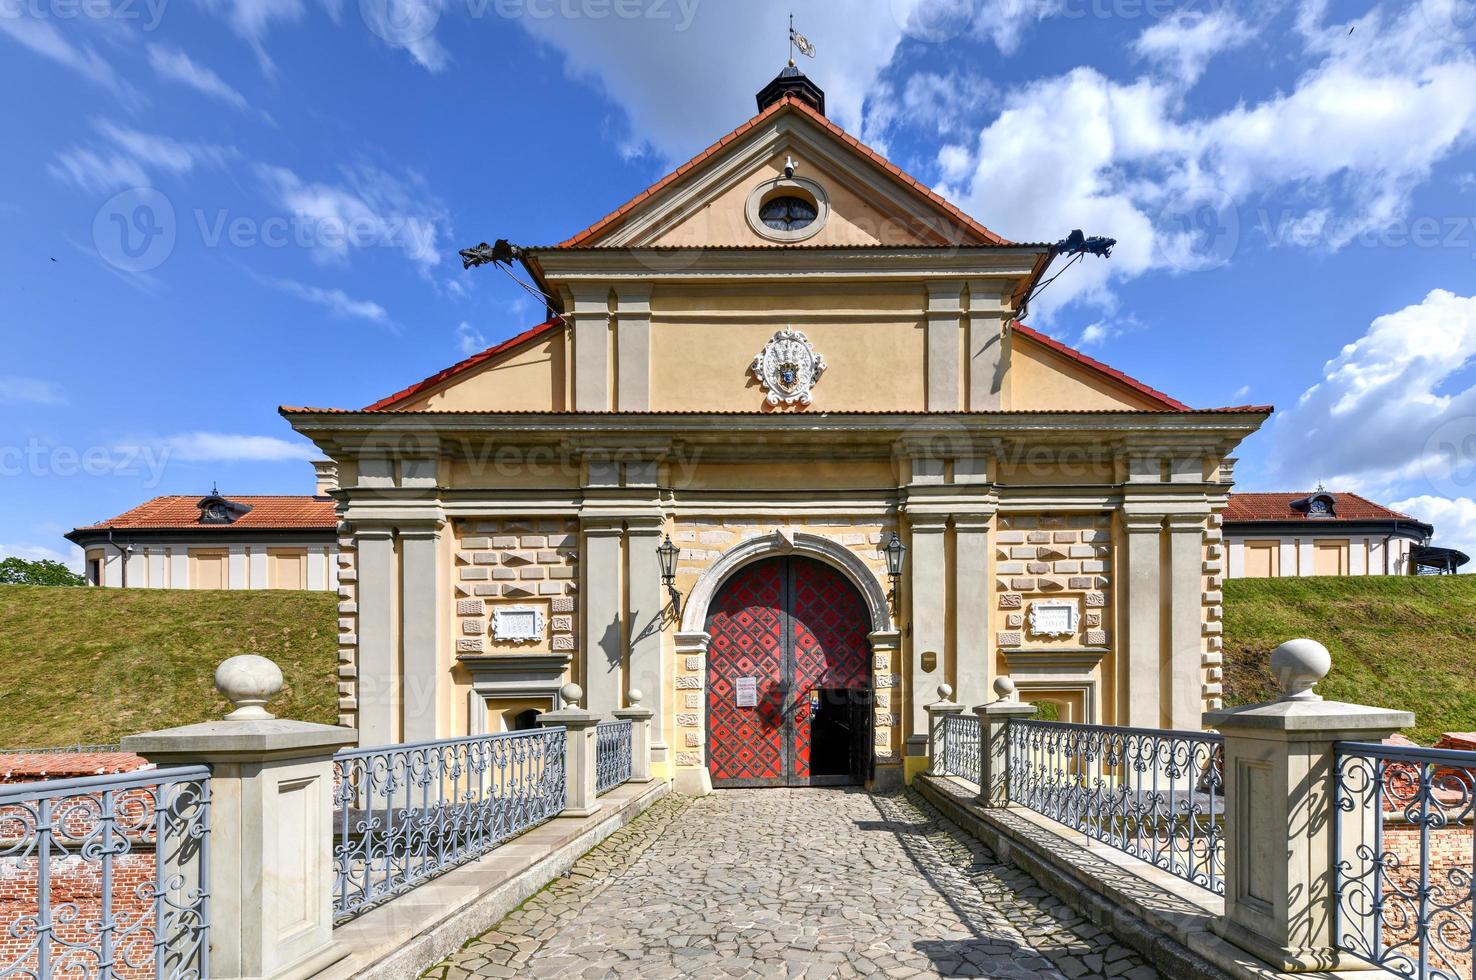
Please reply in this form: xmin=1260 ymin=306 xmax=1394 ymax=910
xmin=614 ymin=284 xmax=651 ymax=411
xmin=974 ymin=676 xmax=1037 ymax=806
xmin=925 ymin=281 xmax=963 ymax=411
xmin=965 ymin=281 xmax=1007 ymax=410
xmin=1205 ymin=639 xmax=1414 ymax=972
xmin=673 ymin=631 xmax=712 ymax=797
xmin=399 ymin=523 xmax=442 ymax=742
xmin=581 ymin=521 xmax=624 ymax=716
xmin=907 ymin=517 xmax=949 ymax=760
xmin=626 ymin=519 xmax=666 ymax=759
xmin=123 ymin=656 xmax=356 ymax=980
xmin=953 ymin=515 xmax=992 ymax=710
xmin=1123 ymin=515 xmax=1164 ymax=728
xmin=354 ymin=526 xmax=396 ymax=746
xmin=925 ymin=685 xmax=964 ymax=775
xmin=539 ymin=682 xmax=603 ymax=818
xmin=1166 ymin=513 xmax=1206 ymax=730
xmin=568 ymin=284 xmax=610 ymax=412
xmin=612 ymin=688 xmax=655 ymax=783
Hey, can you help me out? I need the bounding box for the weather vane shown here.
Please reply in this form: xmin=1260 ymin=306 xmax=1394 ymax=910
xmin=788 ymin=13 xmax=815 ymax=66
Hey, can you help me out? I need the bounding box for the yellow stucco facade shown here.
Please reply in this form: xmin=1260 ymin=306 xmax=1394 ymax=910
xmin=286 ymin=79 xmax=1266 ymax=793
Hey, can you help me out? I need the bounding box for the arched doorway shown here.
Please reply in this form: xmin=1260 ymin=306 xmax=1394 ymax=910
xmin=705 ymin=555 xmax=873 ymax=788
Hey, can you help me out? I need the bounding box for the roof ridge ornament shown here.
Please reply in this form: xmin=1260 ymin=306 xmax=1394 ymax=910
xmin=751 ymin=326 xmax=826 ymax=407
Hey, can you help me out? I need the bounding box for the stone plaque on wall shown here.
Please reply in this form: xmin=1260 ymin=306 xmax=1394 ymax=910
xmin=1027 ymin=600 xmax=1079 ymax=638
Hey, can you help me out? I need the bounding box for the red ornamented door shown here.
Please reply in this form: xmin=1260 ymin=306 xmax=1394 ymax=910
xmin=705 ymin=556 xmax=872 ymax=787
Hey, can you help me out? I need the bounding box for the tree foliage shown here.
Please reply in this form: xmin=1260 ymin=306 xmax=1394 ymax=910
xmin=0 ymin=557 xmax=87 ymax=587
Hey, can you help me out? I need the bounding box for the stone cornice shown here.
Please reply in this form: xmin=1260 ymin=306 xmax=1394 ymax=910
xmin=530 ymin=248 xmax=1050 ymax=284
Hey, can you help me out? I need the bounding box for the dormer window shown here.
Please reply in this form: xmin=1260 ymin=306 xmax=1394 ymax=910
xmin=1308 ymin=497 xmax=1331 ymax=517
xmin=197 ymin=493 xmax=253 ymax=525
xmin=1290 ymin=492 xmax=1337 ymax=519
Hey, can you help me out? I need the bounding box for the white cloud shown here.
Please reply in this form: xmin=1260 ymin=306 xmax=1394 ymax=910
xmin=456 ymin=320 xmax=487 ymax=356
xmin=1232 ymin=384 xmax=1252 ymax=401
xmin=254 ymin=163 xmax=448 ymax=272
xmin=1268 ymin=289 xmax=1476 ymax=497
xmin=1133 ymin=9 xmax=1256 ymax=84
xmin=0 ymin=542 xmax=82 ymax=571
xmin=0 ymin=15 xmax=130 ymax=94
xmin=1391 ymin=495 xmax=1476 ymax=561
xmin=194 ymin=0 xmax=308 ymax=74
xmin=147 ymin=45 xmax=255 ymax=114
xmin=509 ymin=2 xmax=907 ymax=162
xmin=51 ymin=121 xmax=235 ymax=192
xmin=264 ymin=276 xmax=392 ymax=323
xmin=141 ymin=432 xmax=319 ymax=462
xmin=942 ymin=1 xmax=1476 ymax=319
xmin=358 ymin=0 xmax=448 ymax=71
xmin=0 ymin=377 xmax=67 ymax=406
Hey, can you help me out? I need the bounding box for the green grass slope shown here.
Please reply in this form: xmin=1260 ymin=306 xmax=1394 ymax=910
xmin=1222 ymin=576 xmax=1476 ymax=744
xmin=0 ymin=585 xmax=338 ymax=747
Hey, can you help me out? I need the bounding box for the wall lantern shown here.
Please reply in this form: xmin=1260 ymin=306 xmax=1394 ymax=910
xmin=657 ymin=534 xmax=682 ymax=617
xmin=884 ymin=531 xmax=906 ymax=596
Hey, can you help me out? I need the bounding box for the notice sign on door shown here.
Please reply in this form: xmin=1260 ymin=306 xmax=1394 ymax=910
xmin=735 ymin=676 xmax=758 ymax=708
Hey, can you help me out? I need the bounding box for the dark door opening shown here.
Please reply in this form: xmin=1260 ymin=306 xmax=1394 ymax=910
xmin=705 ymin=555 xmax=873 ymax=788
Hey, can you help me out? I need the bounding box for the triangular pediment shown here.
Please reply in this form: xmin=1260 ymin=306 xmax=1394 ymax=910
xmin=562 ymin=97 xmax=1010 ymax=250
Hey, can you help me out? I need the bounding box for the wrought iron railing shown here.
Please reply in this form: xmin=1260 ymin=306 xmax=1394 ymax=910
xmin=0 ymin=766 xmax=211 ymax=979
xmin=1007 ymin=718 xmax=1225 ymax=895
xmin=595 ymin=721 xmax=632 ymax=795
xmin=1335 ymin=741 xmax=1476 ymax=980
xmin=332 ymin=728 xmax=566 ymax=923
xmin=939 ymin=713 xmax=981 ymax=785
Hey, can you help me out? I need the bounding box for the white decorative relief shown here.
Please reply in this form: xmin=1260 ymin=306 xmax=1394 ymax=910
xmin=751 ymin=328 xmax=826 ymax=406
xmin=1027 ymin=600 xmax=1079 ymax=638
xmin=492 ymin=605 xmax=546 ymax=643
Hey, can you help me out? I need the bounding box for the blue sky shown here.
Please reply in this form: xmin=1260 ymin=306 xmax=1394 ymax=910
xmin=5 ymin=0 xmax=1476 ymax=564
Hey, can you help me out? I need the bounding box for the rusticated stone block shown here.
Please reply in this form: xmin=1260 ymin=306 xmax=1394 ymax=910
xmin=1006 ymin=612 xmax=1023 ymax=628
xmin=1084 ymin=611 xmax=1102 ymax=627
xmin=1039 ymin=516 xmax=1067 ymax=529
xmin=685 ymin=732 xmax=702 ymax=748
xmin=491 ymin=535 xmax=518 ymax=548
xmin=519 ymin=567 xmax=546 ymax=580
xmin=462 ymin=619 xmax=485 ymax=635
xmin=997 ymin=562 xmax=1025 ymax=575
xmin=676 ymin=713 xmax=698 ymax=727
xmin=1027 ymin=531 xmax=1050 ymax=544
xmin=551 ymin=634 xmax=575 ymax=650
xmin=551 ymin=595 xmax=575 ymax=612
xmin=456 ymin=638 xmax=483 ymax=653
xmin=503 ymin=584 xmax=534 ymax=598
xmin=1084 ymin=629 xmax=1108 ymax=646
xmin=461 ymin=536 xmax=489 ymax=550
xmin=456 ymin=599 xmax=484 ymax=616
xmin=459 ymin=567 xmax=489 ymax=581
xmin=685 ymin=693 xmax=700 ymax=708
xmin=1084 ymin=591 xmax=1106 ymax=607
xmin=473 ymin=552 xmax=498 ymax=565
xmin=1053 ymin=531 xmax=1077 ymax=543
xmin=685 ymin=655 xmax=702 ymax=671
xmin=676 ymin=676 xmax=702 ymax=690
xmin=1054 ymin=561 xmax=1080 ymax=575
xmin=551 ymin=615 xmax=573 ymax=633
xmin=1027 ymin=562 xmax=1050 ymax=575
xmin=492 ymin=569 xmax=516 ymax=580
xmin=676 ymin=752 xmax=702 ymax=767
xmin=996 ymin=631 xmax=1022 ymax=647
xmin=473 ymin=584 xmax=499 ymax=595
xmin=538 ymin=582 xmax=561 ymax=595
xmin=1068 ymin=576 xmax=1094 ymax=589
xmin=999 ymin=593 xmax=1022 ymax=609
xmin=996 ymin=531 xmax=1026 ymax=544
xmin=1010 ymin=578 xmax=1036 ymax=591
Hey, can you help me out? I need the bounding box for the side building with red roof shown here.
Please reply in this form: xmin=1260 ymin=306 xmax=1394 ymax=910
xmin=1223 ymin=489 xmax=1463 ymax=577
xmin=282 ymin=66 xmax=1270 ymax=792
xmin=64 ymin=463 xmax=341 ymax=590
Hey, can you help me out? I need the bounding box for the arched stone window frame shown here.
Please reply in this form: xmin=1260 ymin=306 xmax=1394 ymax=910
xmin=744 ymin=177 xmax=830 ymax=243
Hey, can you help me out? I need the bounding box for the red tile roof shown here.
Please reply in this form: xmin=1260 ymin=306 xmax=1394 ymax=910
xmin=0 ymin=752 xmax=150 ymax=782
xmin=364 ymin=317 xmax=562 ymax=412
xmin=558 ymin=94 xmax=1012 ymax=249
xmin=72 ymin=496 xmax=338 ymax=532
xmin=1011 ymin=323 xmax=1191 ymax=411
xmin=1224 ymin=492 xmax=1420 ymax=523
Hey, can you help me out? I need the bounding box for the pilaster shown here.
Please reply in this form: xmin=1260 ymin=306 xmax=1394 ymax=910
xmin=907 ymin=516 xmax=949 ymax=753
xmin=965 ymin=281 xmax=1008 ymax=410
xmin=568 ymin=284 xmax=611 ymax=412
xmin=1122 ymin=515 xmax=1164 ymax=728
xmin=354 ymin=526 xmax=395 ymax=747
xmin=614 ymin=284 xmax=652 ymax=412
xmin=399 ymin=521 xmax=444 ymax=742
xmin=626 ymin=517 xmax=667 ymax=758
xmin=1166 ymin=512 xmax=1207 ymax=729
xmin=580 ymin=521 xmax=624 ymax=716
xmin=925 ymin=281 xmax=963 ymax=412
xmin=953 ymin=515 xmax=992 ymax=710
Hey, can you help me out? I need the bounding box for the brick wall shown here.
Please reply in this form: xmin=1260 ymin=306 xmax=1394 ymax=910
xmin=452 ymin=519 xmax=579 ymax=656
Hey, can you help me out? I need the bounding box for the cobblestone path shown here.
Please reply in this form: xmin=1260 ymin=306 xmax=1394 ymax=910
xmin=424 ymin=788 xmax=1161 ymax=979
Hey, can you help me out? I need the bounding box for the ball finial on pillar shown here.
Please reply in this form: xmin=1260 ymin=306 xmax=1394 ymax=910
xmin=1270 ymin=639 xmax=1331 ymax=701
xmin=560 ymin=682 xmax=585 ymax=707
xmin=936 ymin=683 xmax=953 ymax=702
xmin=993 ymin=675 xmax=1017 ymax=702
xmin=215 ymin=655 xmax=284 ymax=721
xmin=628 ymin=688 xmax=643 ymax=706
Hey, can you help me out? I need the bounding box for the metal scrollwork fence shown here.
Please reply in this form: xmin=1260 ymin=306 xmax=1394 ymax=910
xmin=0 ymin=766 xmax=211 ymax=980
xmin=1335 ymin=741 xmax=1476 ymax=980
xmin=939 ymin=714 xmax=981 ymax=785
xmin=332 ymin=728 xmax=566 ymax=923
xmin=595 ymin=721 xmax=633 ymax=795
xmin=1008 ymin=719 xmax=1225 ymax=895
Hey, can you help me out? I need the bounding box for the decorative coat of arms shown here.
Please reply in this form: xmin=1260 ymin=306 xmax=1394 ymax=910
xmin=751 ymin=328 xmax=826 ymax=406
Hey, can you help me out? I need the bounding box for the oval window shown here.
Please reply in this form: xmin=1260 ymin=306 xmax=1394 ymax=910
xmin=759 ymin=195 xmax=818 ymax=232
